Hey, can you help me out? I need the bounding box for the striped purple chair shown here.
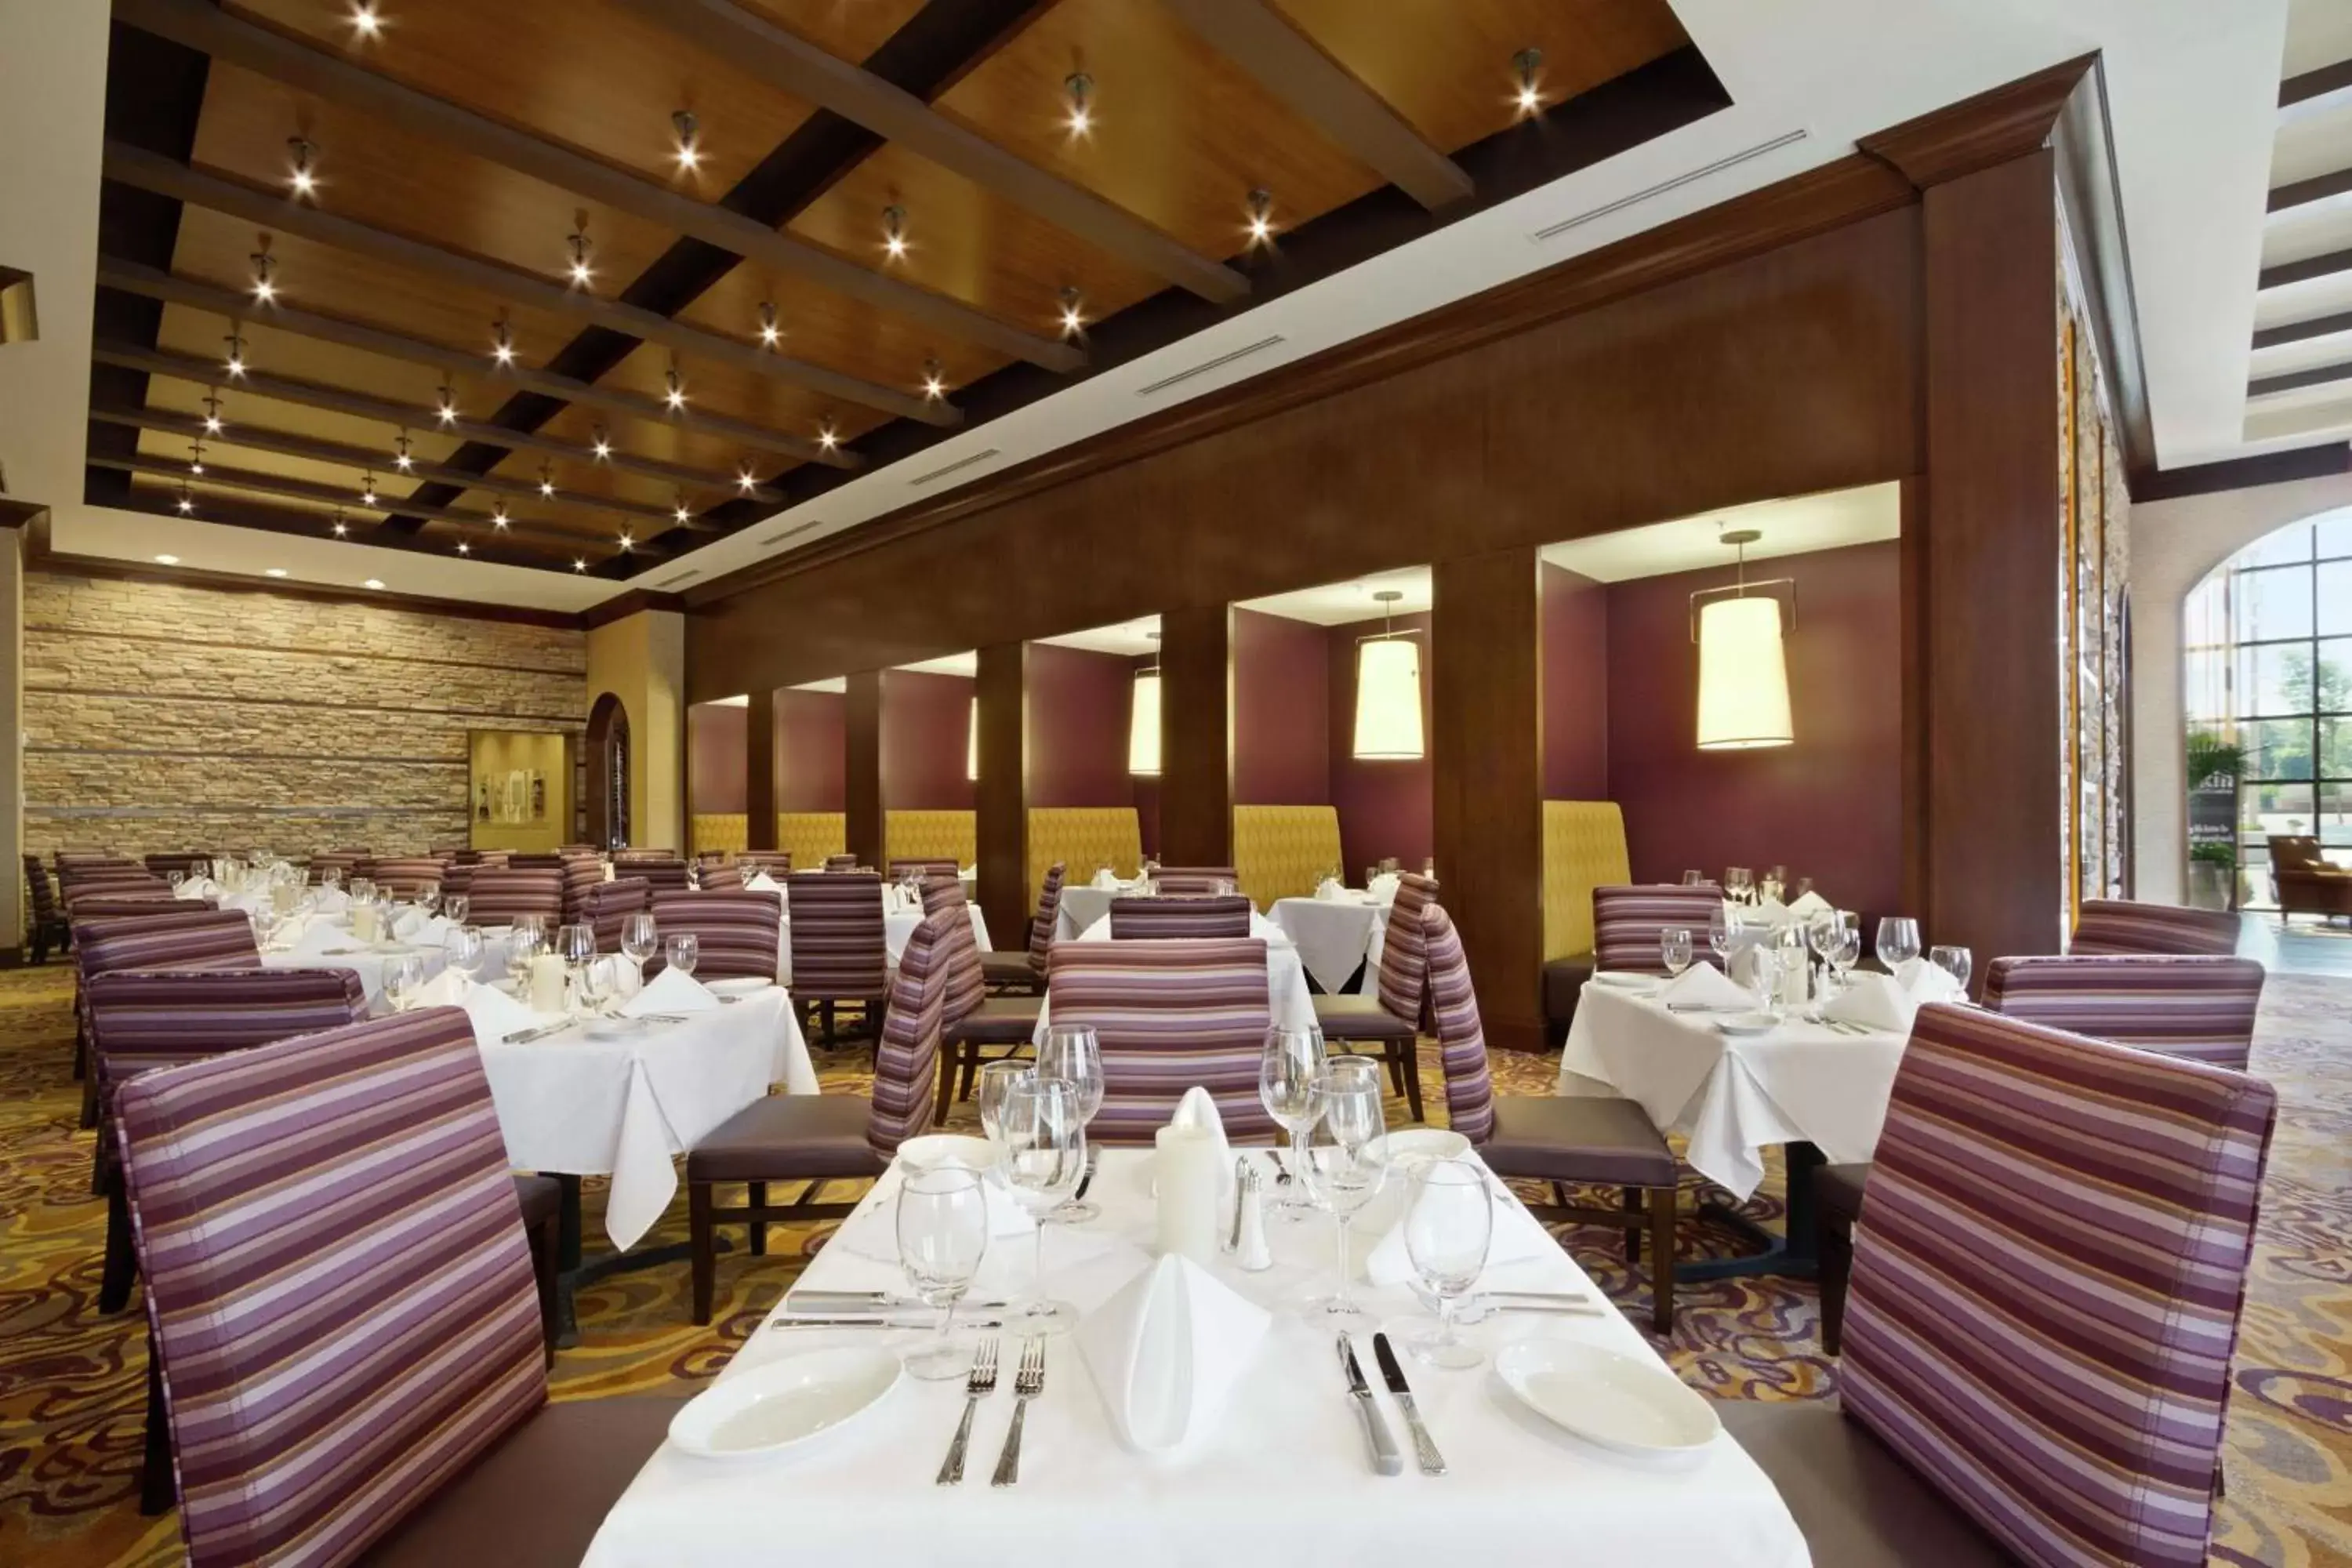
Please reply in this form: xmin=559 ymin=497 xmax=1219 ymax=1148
xmin=366 ymin=856 xmax=445 ymax=899
xmin=699 ymin=862 xmax=746 ymax=891
xmin=1730 ymin=1004 xmax=2276 ymax=1568
xmin=647 ymin=889 xmax=781 ymax=982
xmin=737 ymin=850 xmax=793 ymax=876
xmin=558 ymin=854 xmax=607 ymax=924
xmin=24 ymin=854 xmax=67 ymax=963
xmin=686 ymin=914 xmax=951 ymax=1323
xmin=930 ymin=874 xmax=1040 ymax=1121
xmin=307 ymin=848 xmax=366 ymax=886
xmin=1984 ymin=953 xmax=2265 ymax=1070
xmin=143 ymin=852 xmax=211 ymax=880
xmin=68 ymin=893 xmax=190 ymax=919
xmin=1152 ymin=865 xmax=1240 ymax=895
xmin=2070 ymin=897 xmax=2240 ymax=957
xmin=114 ymin=1007 xmax=671 ymax=1556
xmin=613 ymin=855 xmax=691 ymax=894
xmin=1107 ymin=894 xmax=1252 ymax=939
xmin=615 ymin=847 xmax=678 ymax=862
xmin=1421 ymin=902 xmax=1678 ymax=1332
xmin=1310 ymin=871 xmax=1435 ymax=1122
xmin=71 ymin=908 xmax=266 ymax=1123
xmin=464 ymin=867 xmax=564 ymax=929
xmin=824 ymin=853 xmax=860 ymax=872
xmin=578 ymin=877 xmax=650 ymax=955
xmin=1044 ymin=937 xmax=1278 ymax=1145
xmin=889 ymin=858 xmax=960 ymax=880
xmin=1592 ymin=883 xmax=1726 ymax=975
xmin=786 ymin=870 xmax=887 ymax=1046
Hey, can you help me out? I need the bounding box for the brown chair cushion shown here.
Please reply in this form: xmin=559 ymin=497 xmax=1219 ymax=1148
xmin=1544 ymin=955 xmax=1595 ymax=1020
xmin=948 ymin=996 xmax=1042 ymax=1046
xmin=1817 ymin=1162 xmax=1869 ymax=1231
xmin=1482 ymin=1094 xmax=1675 ymax=1187
xmin=686 ymin=1094 xmax=884 ymax=1183
xmin=358 ymin=1396 xmax=683 ymax=1568
xmin=1310 ymin=993 xmax=1416 ymax=1042
xmin=1710 ymin=1399 xmax=2015 ymax=1568
xmin=511 ymin=1174 xmax=561 ymax=1230
xmin=979 ymin=949 xmax=1041 ymax=987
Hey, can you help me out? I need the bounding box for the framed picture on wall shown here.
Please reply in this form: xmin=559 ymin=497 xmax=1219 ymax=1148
xmin=468 ymin=731 xmax=573 ymax=852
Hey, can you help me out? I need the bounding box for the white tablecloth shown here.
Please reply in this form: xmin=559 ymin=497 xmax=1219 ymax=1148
xmin=1268 ymin=895 xmax=1388 ymax=994
xmin=262 ymin=935 xmax=448 ymax=1014
xmin=1057 ymin=880 xmax=1143 ymax=938
xmin=580 ymin=1149 xmax=1808 ymax=1568
xmin=1555 ymin=984 xmax=1907 ymax=1200
xmin=775 ymin=906 xmax=991 ymax=987
xmin=1032 ymin=911 xmax=1314 ymax=1040
xmin=477 ymin=986 xmax=815 ymax=1249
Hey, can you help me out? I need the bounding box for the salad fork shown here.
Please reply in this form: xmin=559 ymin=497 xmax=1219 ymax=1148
xmin=935 ymin=1338 xmax=998 ymax=1486
xmin=989 ymin=1338 xmax=1047 ymax=1487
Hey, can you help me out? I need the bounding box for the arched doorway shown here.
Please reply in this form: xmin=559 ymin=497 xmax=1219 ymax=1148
xmin=586 ymin=692 xmax=631 ymax=849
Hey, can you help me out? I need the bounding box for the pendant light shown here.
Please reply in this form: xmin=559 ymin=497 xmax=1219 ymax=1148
xmin=1129 ymin=633 xmax=1162 ymax=776
xmin=1352 ymin=590 xmax=1424 ymax=760
xmin=1694 ymin=528 xmax=1794 ymax=750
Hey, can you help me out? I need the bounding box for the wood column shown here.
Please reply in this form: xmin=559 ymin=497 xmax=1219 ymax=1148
xmin=1158 ymin=604 xmax=1232 ymax=867
xmin=975 ymin=643 xmax=1029 ymax=946
xmin=745 ymin=689 xmax=777 ymax=851
xmin=1432 ymin=546 xmax=1544 ymax=1054
xmin=844 ymin=670 xmax=884 ymax=872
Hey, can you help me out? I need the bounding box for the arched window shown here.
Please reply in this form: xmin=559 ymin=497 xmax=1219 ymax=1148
xmin=2184 ymin=508 xmax=2352 ymax=907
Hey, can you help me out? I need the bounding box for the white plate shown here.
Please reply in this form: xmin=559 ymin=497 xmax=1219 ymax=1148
xmin=1494 ymin=1341 xmax=1722 ymax=1455
xmin=706 ymin=976 xmax=774 ymax=997
xmin=895 ymin=1134 xmax=996 ymax=1172
xmin=667 ymin=1348 xmax=902 ymax=1461
xmin=1592 ymin=971 xmax=1658 ymax=990
xmin=1377 ymin=1128 xmax=1471 ymax=1167
xmin=1713 ymin=1012 xmax=1779 ymax=1036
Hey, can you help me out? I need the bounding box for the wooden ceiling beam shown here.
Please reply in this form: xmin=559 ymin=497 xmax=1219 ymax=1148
xmin=112 ymin=0 xmax=1083 ymax=376
xmin=87 ymin=452 xmax=663 ymax=555
xmin=85 ymin=401 xmax=724 ymax=527
xmin=1155 ymin=0 xmax=1472 ymax=211
xmin=93 ymin=335 xmax=755 ymax=515
xmin=102 ymin=139 xmax=956 ymax=425
xmin=605 ymin=0 xmax=1248 ymax=305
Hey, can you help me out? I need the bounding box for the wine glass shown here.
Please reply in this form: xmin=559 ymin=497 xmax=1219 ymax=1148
xmin=190 ymin=859 xmax=209 ymax=883
xmin=997 ymin=1076 xmax=1083 ymax=1336
xmin=442 ymin=924 xmax=485 ymax=986
xmin=165 ymin=870 xmax=183 ymax=893
xmin=1804 ymin=911 xmax=1844 ymax=1001
xmin=1258 ymin=1027 xmax=1326 ymax=1218
xmin=506 ymin=924 xmax=544 ymax=988
xmin=1298 ymin=1058 xmax=1387 ymax=1333
xmin=1826 ymin=919 xmax=1862 ymax=993
xmin=665 ymin=931 xmax=699 ymax=978
xmin=557 ymin=921 xmax=595 ymax=968
xmin=1682 ymin=869 xmax=1704 ymax=886
xmin=351 ymin=877 xmax=376 ymax=906
xmin=975 ymin=1060 xmax=1033 ymax=1148
xmin=385 ymin=953 xmax=427 ymax=1013
xmin=1659 ymin=927 xmax=1693 ymax=977
xmin=1034 ymin=1025 xmax=1105 ymax=1221
xmin=1708 ymin=905 xmax=1741 ymax=967
xmin=1928 ymin=944 xmax=1973 ymax=999
xmin=620 ymin=911 xmax=658 ymax=992
xmin=895 ymin=1164 xmax=990 ymax=1381
xmin=1724 ymin=868 xmax=1751 ymax=906
xmin=319 ymin=865 xmax=342 ymax=892
xmin=443 ymin=892 xmax=470 ymax=926
xmin=1745 ymin=943 xmax=1784 ymax=1018
xmin=1875 ymin=916 xmax=1922 ymax=971
xmin=416 ymin=881 xmax=441 ymax=916
xmin=1404 ymin=1156 xmax=1493 ymax=1368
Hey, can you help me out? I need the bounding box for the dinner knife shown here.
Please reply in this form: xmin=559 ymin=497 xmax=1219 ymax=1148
xmin=1372 ymin=1333 xmax=1446 ymax=1476
xmin=785 ymin=1292 xmax=1014 ymax=1313
xmin=1338 ymin=1336 xmax=1403 ymax=1476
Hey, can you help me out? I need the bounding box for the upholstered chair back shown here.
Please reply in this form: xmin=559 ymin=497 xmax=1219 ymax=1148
xmin=2069 ymin=898 xmax=2240 ymax=957
xmin=578 ymin=878 xmax=650 ymax=954
xmin=1106 ymin=894 xmax=1251 ymax=940
xmin=88 ymin=966 xmax=368 ymax=1118
xmin=365 ymin=857 xmax=445 ymax=898
xmin=23 ymin=855 xmax=57 ymax=921
xmin=143 ymin=852 xmax=212 ymax=880
xmin=75 ymin=908 xmax=261 ymax=981
xmin=824 ymin=854 xmax=861 ymax=872
xmin=64 ymin=872 xmax=173 ymax=907
xmin=647 ymin=890 xmax=782 ymax=982
xmin=463 ymin=868 xmax=564 ymax=928
xmin=74 ymin=895 xmax=209 ymax=919
xmin=918 ymin=874 xmax=985 ymax=1025
xmin=866 ymin=913 xmax=950 ymax=1159
xmin=1981 ymin=954 xmax=2266 ymax=1070
xmin=1152 ymin=866 xmax=1239 ymax=896
xmin=889 ymin=858 xmax=960 ymax=880
xmin=559 ymin=855 xmax=607 ymax=922
xmin=1421 ymin=903 xmax=1494 ymax=1143
xmin=1375 ymin=872 xmax=1440 ymax=1030
xmin=1591 ymin=884 xmax=1726 ymax=975
xmin=785 ymin=872 xmax=887 ymax=1000
xmin=738 ymin=850 xmax=793 ymax=876
xmin=1028 ymin=862 xmax=1067 ymax=975
xmin=1045 ymin=938 xmax=1276 ymax=1145
xmin=615 ymin=857 xmax=691 ymax=893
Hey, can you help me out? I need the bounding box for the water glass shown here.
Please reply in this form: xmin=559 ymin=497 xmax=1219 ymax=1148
xmin=417 ymin=881 xmax=441 ymax=916
xmin=1258 ymin=1027 xmax=1327 ymax=1217
xmin=1875 ymin=916 xmax=1922 ymax=971
xmin=1298 ymin=1063 xmax=1388 ymax=1334
xmin=351 ymin=877 xmax=376 ymax=905
xmin=1928 ymin=944 xmax=1973 ymax=999
xmin=665 ymin=932 xmax=699 ymax=978
xmin=1660 ymin=927 xmax=1693 ymax=977
xmin=506 ymin=924 xmax=543 ymax=986
xmin=385 ymin=953 xmax=427 ymax=1013
xmin=1403 ymin=1157 xmax=1494 ymax=1369
xmin=1724 ymin=867 xmax=1752 ymax=904
xmin=895 ymin=1165 xmax=990 ymax=1381
xmin=997 ymin=1077 xmax=1084 ymax=1335
xmin=1035 ymin=1025 xmax=1105 ymax=1221
xmin=975 ymin=1060 xmax=1033 ymax=1147
xmin=1708 ymin=904 xmax=1740 ymax=964
xmin=442 ymin=893 xmax=470 ymax=926
xmin=442 ymin=924 xmax=485 ymax=984
xmin=621 ymin=911 xmax=659 ymax=973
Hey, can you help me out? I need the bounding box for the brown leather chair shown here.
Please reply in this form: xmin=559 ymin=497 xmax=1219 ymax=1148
xmin=2270 ymin=834 xmax=2352 ymax=920
xmin=1711 ymin=1400 xmax=2015 ymax=1566
xmin=1310 ymin=872 xmax=1436 ymax=1123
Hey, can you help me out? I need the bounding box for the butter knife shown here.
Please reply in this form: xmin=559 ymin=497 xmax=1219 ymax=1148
xmin=1338 ymin=1336 xmax=1403 ymax=1476
xmin=1373 ymin=1333 xmax=1446 ymax=1475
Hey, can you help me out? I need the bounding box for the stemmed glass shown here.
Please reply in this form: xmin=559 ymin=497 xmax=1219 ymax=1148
xmin=1660 ymin=927 xmax=1693 ymax=977
xmin=1034 ymin=1025 xmax=1105 ymax=1221
xmin=417 ymin=881 xmax=441 ymax=916
xmin=997 ymin=1077 xmax=1084 ymax=1336
xmin=621 ymin=912 xmax=659 ymax=992
xmin=351 ymin=877 xmax=376 ymax=906
xmin=165 ymin=870 xmax=184 ymax=894
xmin=665 ymin=932 xmax=699 ymax=978
xmin=506 ymin=924 xmax=544 ymax=989
xmin=1708 ymin=905 xmax=1741 ymax=969
xmin=319 ymin=866 xmax=342 ymax=893
xmin=1928 ymin=944 xmax=1973 ymax=999
xmin=1404 ymin=1157 xmax=1494 ymax=1369
xmin=442 ymin=924 xmax=485 ymax=987
xmin=1258 ymin=1027 xmax=1327 ymax=1218
xmin=895 ymin=1165 xmax=990 ymax=1381
xmin=1724 ymin=867 xmax=1752 ymax=905
xmin=1298 ymin=1058 xmax=1388 ymax=1334
xmin=1804 ymin=912 xmax=1844 ymax=1003
xmin=975 ymin=1061 xmax=1033 ymax=1149
xmin=1875 ymin=916 xmax=1922 ymax=972
xmin=385 ymin=953 xmax=427 ymax=1013
xmin=442 ymin=892 xmax=470 ymax=926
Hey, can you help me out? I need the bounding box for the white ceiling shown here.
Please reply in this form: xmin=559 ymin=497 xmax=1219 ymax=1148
xmin=0 ymin=0 xmax=2315 ymax=608
xmin=1539 ymin=482 xmax=1902 ymax=583
xmin=1240 ymin=567 xmax=1432 ymax=626
xmin=2243 ymin=0 xmax=2352 ymax=456
xmin=1035 ymin=615 xmax=1160 ymax=657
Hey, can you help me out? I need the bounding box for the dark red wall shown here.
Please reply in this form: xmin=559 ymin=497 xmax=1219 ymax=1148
xmin=1603 ymin=540 xmax=1902 ymax=920
xmin=776 ymin=689 xmax=845 ymax=812
xmin=1328 ymin=611 xmax=1434 ymax=873
xmin=1232 ymin=607 xmax=1330 ymax=805
xmin=1025 ymin=642 xmax=1159 ymax=856
xmin=1541 ymin=563 xmax=1609 ymax=799
xmin=688 ymin=702 xmax=747 ymax=815
xmin=881 ymin=669 xmax=975 ymax=811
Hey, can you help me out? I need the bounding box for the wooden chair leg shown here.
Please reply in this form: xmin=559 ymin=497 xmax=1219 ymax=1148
xmin=956 ymin=1041 xmax=980 ymax=1105
xmin=1819 ymin=1214 xmax=1853 ymax=1356
xmin=1397 ymin=1044 xmax=1424 ymax=1123
xmin=688 ymin=1181 xmax=717 ymax=1327
xmin=526 ymin=1214 xmax=559 ymax=1367
xmin=1622 ymin=1186 xmax=1643 ymax=1263
xmin=139 ymin=1346 xmax=175 ymax=1515
xmin=100 ymin=1178 xmax=139 ymax=1314
xmin=747 ymin=1181 xmax=768 ymax=1257
xmin=1647 ymin=1185 xmax=1675 ymax=1336
xmin=933 ymin=1039 xmax=963 ymax=1125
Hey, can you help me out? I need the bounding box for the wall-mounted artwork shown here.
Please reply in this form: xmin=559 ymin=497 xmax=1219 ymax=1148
xmin=468 ymin=730 xmax=572 ymax=853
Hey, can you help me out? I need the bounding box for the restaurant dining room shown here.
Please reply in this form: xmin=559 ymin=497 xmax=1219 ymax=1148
xmin=3 ymin=0 xmax=2348 ymax=1563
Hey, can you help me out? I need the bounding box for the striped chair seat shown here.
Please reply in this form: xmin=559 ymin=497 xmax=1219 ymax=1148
xmin=2070 ymin=898 xmax=2239 ymax=957
xmin=366 ymin=857 xmax=446 ymax=898
xmin=785 ymin=872 xmax=887 ymax=1001
xmin=699 ymin=863 xmax=746 ymax=891
xmin=1044 ymin=938 xmax=1276 ymax=1145
xmin=114 ymin=1007 xmax=555 ymax=1564
xmin=1981 ymin=954 xmax=2265 ymax=1070
xmin=464 ymin=868 xmax=564 ymax=928
xmin=648 ymin=889 xmax=781 ymax=981
xmin=1839 ymin=1004 xmax=2275 ymax=1568
xmin=1107 ymin=894 xmax=1251 ymax=939
xmin=559 ymin=855 xmax=607 ymax=923
xmin=1592 ymin=884 xmax=1725 ymax=975
xmin=578 ymin=879 xmax=651 ymax=955
xmin=1152 ymin=866 xmax=1239 ymax=895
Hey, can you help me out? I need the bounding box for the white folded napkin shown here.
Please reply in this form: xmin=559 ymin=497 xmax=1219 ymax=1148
xmin=1892 ymin=958 xmax=1965 ymax=1004
xmin=1079 ymin=1254 xmax=1270 ymax=1452
xmin=392 ymin=908 xmax=453 ymax=945
xmin=621 ymin=965 xmax=720 ymax=1016
xmin=173 ymin=877 xmax=217 ymax=901
xmin=407 ymin=967 xmax=470 ymax=1011
xmin=1820 ymin=973 xmax=1911 ymax=1033
xmin=310 ymin=887 xmax=351 ymax=916
xmin=461 ymin=980 xmax=543 ymax=1045
xmin=1660 ymin=961 xmax=1751 ymax=1009
xmin=960 ymin=866 xmax=977 ymax=879
xmin=1093 ymin=868 xmax=1119 ymax=890
xmin=1315 ymin=877 xmax=1344 ymax=902
xmin=1367 ymin=872 xmax=1401 ymax=902
xmin=743 ymin=870 xmax=782 ymax=894
xmin=1788 ymin=890 xmax=1832 ymax=919
xmin=1747 ymin=895 xmax=1792 ymax=927
xmin=1364 ymin=1179 xmax=1553 ymax=1287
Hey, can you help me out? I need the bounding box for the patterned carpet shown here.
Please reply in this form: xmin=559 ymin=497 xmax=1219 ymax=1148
xmin=2 ymin=967 xmax=2346 ymax=1566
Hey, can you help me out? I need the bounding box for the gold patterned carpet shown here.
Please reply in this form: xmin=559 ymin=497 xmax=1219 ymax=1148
xmin=2 ymin=967 xmax=2347 ymax=1566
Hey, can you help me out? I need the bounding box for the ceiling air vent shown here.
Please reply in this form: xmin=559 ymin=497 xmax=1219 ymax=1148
xmin=909 ymin=447 xmax=1002 ymax=488
xmin=1136 ymin=334 xmax=1287 ymax=397
xmin=654 ymin=568 xmax=701 ymax=589
xmin=1528 ymin=129 xmax=1809 ymax=244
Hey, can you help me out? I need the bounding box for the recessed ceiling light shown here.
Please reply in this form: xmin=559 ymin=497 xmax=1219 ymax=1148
xmin=154 ymin=554 xmax=180 ymax=565
xmin=672 ymin=109 xmax=700 ymax=172
xmin=1064 ymin=72 xmax=1094 ymax=137
xmin=350 ymin=2 xmax=381 ymax=38
xmin=1512 ymin=47 xmax=1544 ymax=116
xmin=264 ymin=567 xmax=288 ymax=577
xmin=363 ymin=578 xmax=385 ymax=590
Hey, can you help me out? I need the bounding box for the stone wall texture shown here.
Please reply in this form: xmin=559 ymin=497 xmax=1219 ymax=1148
xmin=24 ymin=572 xmax=586 ymax=861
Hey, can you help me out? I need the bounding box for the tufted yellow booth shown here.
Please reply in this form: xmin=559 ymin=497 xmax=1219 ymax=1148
xmin=1233 ymin=805 xmax=1343 ymax=909
xmin=692 ymin=814 xmax=747 ymax=858
xmin=1028 ymin=807 xmax=1142 ymax=901
xmin=778 ymin=812 xmax=848 ymax=870
xmin=1542 ymin=800 xmax=1632 ymax=962
xmin=887 ymin=810 xmax=975 ymax=870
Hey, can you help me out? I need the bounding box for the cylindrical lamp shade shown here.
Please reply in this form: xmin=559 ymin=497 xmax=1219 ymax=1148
xmin=1695 ymin=596 xmax=1793 ymax=750
xmin=1352 ymin=637 xmax=1425 ymax=760
xmin=1129 ymin=669 xmax=1162 ymax=775
xmin=966 ymin=695 xmax=978 ymax=782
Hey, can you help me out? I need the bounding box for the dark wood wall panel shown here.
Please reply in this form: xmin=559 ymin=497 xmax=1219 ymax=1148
xmin=1160 ymin=604 xmax=1233 ymax=868
xmin=844 ymin=669 xmax=883 ymax=871
xmin=746 ymin=691 xmax=777 ymax=849
xmin=976 ymin=642 xmax=1029 ymax=946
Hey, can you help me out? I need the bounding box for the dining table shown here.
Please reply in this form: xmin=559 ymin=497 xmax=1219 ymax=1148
xmin=1054 ymin=877 xmax=1146 ymax=939
xmin=1032 ymin=909 xmax=1317 ymax=1040
xmin=578 ymin=1147 xmax=1810 ymax=1567
xmin=1266 ymin=891 xmax=1390 ymax=995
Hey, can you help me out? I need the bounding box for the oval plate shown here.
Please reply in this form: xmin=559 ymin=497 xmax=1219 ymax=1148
xmin=1592 ymin=971 xmax=1658 ymax=991
xmin=1713 ymin=1011 xmax=1780 ymax=1036
xmin=1494 ymin=1340 xmax=1722 ymax=1456
xmin=668 ymin=1347 xmax=902 ymax=1461
xmin=705 ymin=976 xmax=774 ymax=998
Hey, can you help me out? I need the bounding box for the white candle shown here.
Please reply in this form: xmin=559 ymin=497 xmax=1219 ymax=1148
xmin=351 ymin=903 xmax=377 ymax=943
xmin=1154 ymin=1125 xmax=1222 ymax=1265
xmin=528 ymin=953 xmax=569 ymax=1016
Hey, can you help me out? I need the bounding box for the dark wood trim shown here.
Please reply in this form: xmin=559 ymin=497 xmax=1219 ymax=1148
xmin=1857 ymin=53 xmax=2094 ymax=189
xmin=2252 ymin=309 xmax=2352 ymax=351
xmin=745 ymin=691 xmax=777 ymax=851
xmin=2268 ymin=165 xmax=2352 ymax=214
xmin=0 ymin=499 xmax=45 ymax=531
xmin=95 ymin=485 xmax=604 ymax=576
xmin=1897 ymin=476 xmax=1928 ymax=920
xmin=580 ymin=590 xmax=688 ymax=629
xmin=2281 ymin=58 xmax=2352 ymax=107
xmin=2249 ymin=360 xmax=2352 ymax=400
xmin=2050 ymin=58 xmax=2155 ymax=479
xmin=2130 ymin=441 xmax=2352 ymax=503
xmin=1157 ymin=604 xmax=1232 ymax=869
xmin=844 ymin=670 xmax=883 ymax=872
xmin=975 ymin=643 xmax=1027 ymax=946
xmin=26 ymin=546 xmax=585 ymax=630
xmin=2259 ymin=246 xmax=2352 ymax=292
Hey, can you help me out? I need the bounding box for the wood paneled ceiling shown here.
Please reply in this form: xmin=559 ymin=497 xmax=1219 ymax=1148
xmin=89 ymin=0 xmax=1714 ymax=578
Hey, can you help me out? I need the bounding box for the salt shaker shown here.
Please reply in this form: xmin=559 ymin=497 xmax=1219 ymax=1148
xmin=1235 ymin=1164 xmax=1273 ymax=1272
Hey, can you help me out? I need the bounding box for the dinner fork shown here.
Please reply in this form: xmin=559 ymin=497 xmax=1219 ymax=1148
xmin=989 ymin=1338 xmax=1047 ymax=1487
xmin=935 ymin=1338 xmax=998 ymax=1486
